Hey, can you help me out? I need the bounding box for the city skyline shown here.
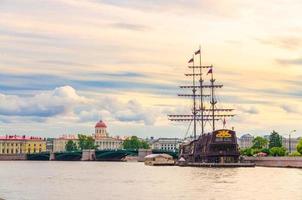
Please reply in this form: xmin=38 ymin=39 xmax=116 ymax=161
xmin=1 ymin=0 xmax=302 ymax=138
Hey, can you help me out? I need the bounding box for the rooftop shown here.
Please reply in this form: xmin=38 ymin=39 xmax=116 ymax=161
xmin=0 ymin=135 xmax=44 ymax=141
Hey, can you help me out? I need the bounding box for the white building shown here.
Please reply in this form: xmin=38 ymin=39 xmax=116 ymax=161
xmin=282 ymin=137 xmax=301 ymax=153
xmin=238 ymin=134 xmax=254 ymax=149
xmin=53 ymin=135 xmax=79 ymax=152
xmin=94 ymin=120 xmax=123 ymax=150
xmin=150 ymin=138 xmax=183 ymax=152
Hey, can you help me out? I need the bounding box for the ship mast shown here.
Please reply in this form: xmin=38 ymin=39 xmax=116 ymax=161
xmin=192 ymin=55 xmax=197 ymax=139
xmin=198 ymin=46 xmax=204 ymax=135
xmin=210 ymin=66 xmax=216 ymax=132
xmin=168 ymin=47 xmax=235 ymax=139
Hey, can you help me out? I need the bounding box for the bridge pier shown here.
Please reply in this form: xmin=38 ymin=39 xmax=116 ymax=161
xmin=50 ymin=152 xmax=55 ymax=161
xmin=138 ymin=149 xmax=152 ymax=162
xmin=82 ymin=149 xmax=96 ymax=161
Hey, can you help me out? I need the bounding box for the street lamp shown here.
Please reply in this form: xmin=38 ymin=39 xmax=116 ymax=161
xmin=289 ymin=130 xmax=296 ymax=154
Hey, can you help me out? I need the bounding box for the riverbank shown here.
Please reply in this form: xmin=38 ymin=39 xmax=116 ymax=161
xmin=244 ymin=157 xmax=302 ymax=168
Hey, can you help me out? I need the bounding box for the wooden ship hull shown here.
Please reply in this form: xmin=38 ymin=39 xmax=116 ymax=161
xmin=179 ymin=129 xmax=240 ymax=163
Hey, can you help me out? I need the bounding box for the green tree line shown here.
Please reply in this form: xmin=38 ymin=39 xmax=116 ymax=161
xmin=241 ymin=130 xmax=302 ymax=157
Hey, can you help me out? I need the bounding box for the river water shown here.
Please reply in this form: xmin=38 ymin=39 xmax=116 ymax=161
xmin=0 ymin=161 xmax=301 ymax=200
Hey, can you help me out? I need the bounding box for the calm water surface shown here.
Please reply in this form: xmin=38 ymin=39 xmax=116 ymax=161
xmin=0 ymin=161 xmax=302 ymax=200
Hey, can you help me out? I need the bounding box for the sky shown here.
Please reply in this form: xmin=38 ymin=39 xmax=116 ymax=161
xmin=0 ymin=0 xmax=302 ymax=138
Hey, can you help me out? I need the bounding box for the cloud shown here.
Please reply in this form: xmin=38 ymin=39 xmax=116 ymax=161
xmin=280 ymin=104 xmax=300 ymax=113
xmin=98 ymin=0 xmax=240 ymax=17
xmin=256 ymin=36 xmax=302 ymax=50
xmin=0 ymin=86 xmax=89 ymax=117
xmin=110 ymin=22 xmax=148 ymax=31
xmin=86 ymin=98 xmax=159 ymax=126
xmin=276 ymin=57 xmax=302 ymax=66
xmin=0 ymin=86 xmax=160 ymax=126
xmin=237 ymin=106 xmax=259 ymax=114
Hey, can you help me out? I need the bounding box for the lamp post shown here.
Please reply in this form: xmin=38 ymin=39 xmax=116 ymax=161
xmin=289 ymin=130 xmax=296 ymax=154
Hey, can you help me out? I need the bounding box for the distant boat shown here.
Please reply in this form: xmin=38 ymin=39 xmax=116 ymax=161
xmin=144 ymin=154 xmax=175 ymax=166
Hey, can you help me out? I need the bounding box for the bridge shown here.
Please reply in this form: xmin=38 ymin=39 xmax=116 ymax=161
xmin=26 ymin=149 xmax=179 ymax=161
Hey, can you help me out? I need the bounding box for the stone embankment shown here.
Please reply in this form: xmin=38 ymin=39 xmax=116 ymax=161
xmin=0 ymin=154 xmax=26 ymax=160
xmin=244 ymin=157 xmax=302 ymax=168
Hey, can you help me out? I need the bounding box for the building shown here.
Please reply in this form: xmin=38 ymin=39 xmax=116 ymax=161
xmin=237 ymin=134 xmax=254 ymax=149
xmin=46 ymin=138 xmax=54 ymax=152
xmin=150 ymin=138 xmax=183 ymax=151
xmin=53 ymin=135 xmax=79 ymax=152
xmin=0 ymin=135 xmax=46 ymax=154
xmin=282 ymin=137 xmax=301 ymax=153
xmin=94 ymin=120 xmax=123 ymax=150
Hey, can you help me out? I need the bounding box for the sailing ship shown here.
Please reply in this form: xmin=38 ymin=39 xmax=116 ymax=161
xmin=168 ymin=47 xmax=240 ymax=164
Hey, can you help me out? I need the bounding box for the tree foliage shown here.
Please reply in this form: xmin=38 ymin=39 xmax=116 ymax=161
xmin=297 ymin=138 xmax=302 ymax=154
xmin=122 ymin=136 xmax=150 ymax=150
xmin=240 ymin=148 xmax=253 ymax=156
xmin=269 ymin=131 xmax=282 ymax=149
xmin=78 ymin=134 xmax=96 ymax=150
xmin=269 ymin=147 xmax=286 ymax=157
xmin=252 ymin=136 xmax=268 ymax=149
xmin=260 ymin=148 xmax=270 ymax=154
xmin=289 ymin=151 xmax=301 ymax=157
xmin=65 ymin=140 xmax=78 ymax=152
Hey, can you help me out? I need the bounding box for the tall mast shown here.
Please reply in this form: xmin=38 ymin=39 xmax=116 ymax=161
xmin=168 ymin=48 xmax=235 ymax=139
xmin=192 ymin=55 xmax=197 ymax=140
xmin=210 ymin=66 xmax=216 ymax=132
xmin=198 ymin=46 xmax=204 ymax=135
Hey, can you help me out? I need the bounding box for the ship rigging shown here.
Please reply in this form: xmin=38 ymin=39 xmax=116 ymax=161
xmin=168 ymin=47 xmax=240 ymax=164
xmin=168 ymin=46 xmax=235 ymax=139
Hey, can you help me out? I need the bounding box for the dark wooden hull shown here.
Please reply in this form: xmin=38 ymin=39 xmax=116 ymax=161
xmin=179 ymin=129 xmax=240 ymax=163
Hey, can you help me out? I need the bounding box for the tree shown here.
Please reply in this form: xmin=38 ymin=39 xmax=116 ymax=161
xmin=252 ymin=136 xmax=268 ymax=149
xmin=269 ymin=147 xmax=286 ymax=157
xmin=123 ymin=136 xmax=150 ymax=150
xmin=260 ymin=148 xmax=270 ymax=154
xmin=240 ymin=148 xmax=253 ymax=156
xmin=65 ymin=140 xmax=78 ymax=152
xmin=289 ymin=151 xmax=301 ymax=157
xmin=78 ymin=134 xmax=96 ymax=150
xmin=269 ymin=131 xmax=282 ymax=149
xmin=297 ymin=138 xmax=302 ymax=154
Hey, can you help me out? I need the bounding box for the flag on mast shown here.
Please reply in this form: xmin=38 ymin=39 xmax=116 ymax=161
xmin=195 ymin=49 xmax=201 ymax=55
xmin=223 ymin=117 xmax=226 ymax=128
xmin=207 ymin=68 xmax=213 ymax=75
xmin=188 ymin=57 xmax=194 ymax=63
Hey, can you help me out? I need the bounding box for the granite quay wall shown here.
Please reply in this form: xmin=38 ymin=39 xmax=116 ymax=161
xmin=244 ymin=157 xmax=302 ymax=168
xmin=138 ymin=149 xmax=152 ymax=162
xmin=81 ymin=149 xmax=95 ymax=161
xmin=0 ymin=154 xmax=26 ymax=160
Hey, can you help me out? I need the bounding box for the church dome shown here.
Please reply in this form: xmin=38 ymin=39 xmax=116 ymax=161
xmin=95 ymin=120 xmax=107 ymax=128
